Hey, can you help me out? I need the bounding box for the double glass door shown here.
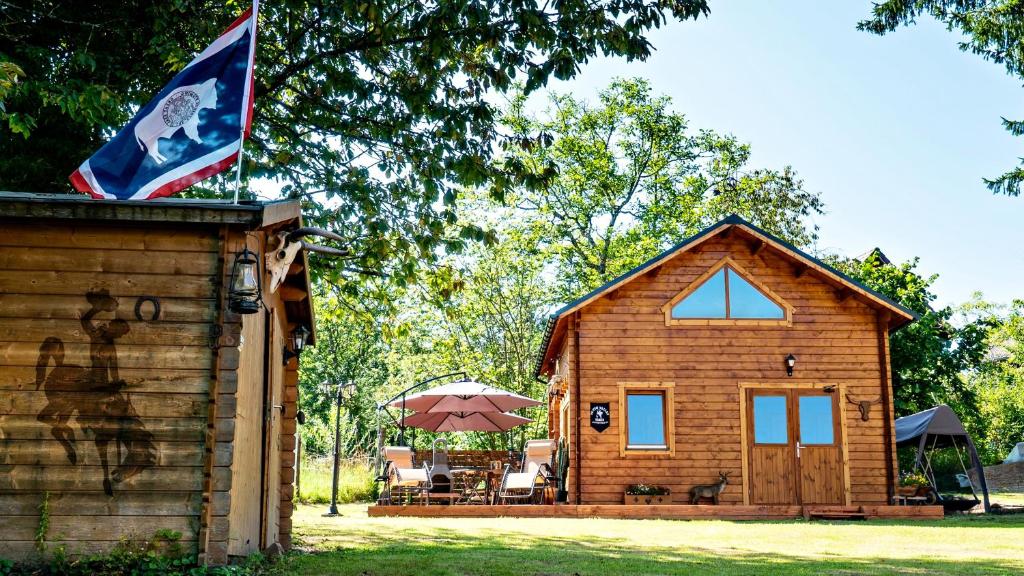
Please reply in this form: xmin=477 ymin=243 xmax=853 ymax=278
xmin=746 ymin=388 xmax=844 ymax=505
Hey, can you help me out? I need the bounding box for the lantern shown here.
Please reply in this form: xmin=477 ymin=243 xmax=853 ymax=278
xmin=228 ymin=247 xmax=261 ymax=314
xmin=785 ymin=354 xmax=797 ymax=377
xmin=283 ymin=325 xmax=311 ymax=365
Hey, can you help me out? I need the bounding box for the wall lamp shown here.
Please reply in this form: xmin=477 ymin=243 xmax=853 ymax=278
xmin=283 ymin=325 xmax=311 ymax=365
xmin=785 ymin=354 xmax=797 ymax=377
xmin=227 ymin=247 xmax=262 ymax=314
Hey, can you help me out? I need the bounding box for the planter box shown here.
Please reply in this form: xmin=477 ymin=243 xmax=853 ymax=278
xmin=624 ymin=490 xmax=671 ymax=505
xmin=897 ymin=486 xmax=929 ymax=497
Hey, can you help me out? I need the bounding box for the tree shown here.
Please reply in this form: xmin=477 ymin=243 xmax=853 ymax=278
xmin=829 ymin=252 xmax=991 ymax=417
xmin=501 ymin=77 xmax=824 ymax=300
xmin=1 ymin=0 xmax=711 ymax=288
xmin=959 ymin=297 xmax=1024 ymax=463
xmin=858 ymin=0 xmax=1024 ymax=196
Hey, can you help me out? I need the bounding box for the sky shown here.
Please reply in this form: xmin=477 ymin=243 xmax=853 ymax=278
xmin=541 ymin=0 xmax=1024 ymax=308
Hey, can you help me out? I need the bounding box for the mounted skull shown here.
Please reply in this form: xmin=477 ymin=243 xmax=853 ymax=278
xmin=265 ymin=227 xmax=349 ymax=293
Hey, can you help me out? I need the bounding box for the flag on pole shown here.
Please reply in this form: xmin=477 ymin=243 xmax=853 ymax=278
xmin=70 ymin=2 xmax=259 ymax=200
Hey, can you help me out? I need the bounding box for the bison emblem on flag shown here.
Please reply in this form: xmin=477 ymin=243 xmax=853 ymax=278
xmin=70 ymin=3 xmax=258 ymax=201
xmin=134 ymin=78 xmax=219 ymax=164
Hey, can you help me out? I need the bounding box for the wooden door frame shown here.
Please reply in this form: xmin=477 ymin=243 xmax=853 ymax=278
xmin=738 ymin=382 xmax=851 ymax=506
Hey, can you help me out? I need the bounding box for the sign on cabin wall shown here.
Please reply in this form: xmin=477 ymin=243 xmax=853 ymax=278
xmin=590 ymin=403 xmax=610 ymax=432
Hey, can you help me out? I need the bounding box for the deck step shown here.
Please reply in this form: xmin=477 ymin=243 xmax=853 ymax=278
xmin=805 ymin=507 xmax=867 ymax=520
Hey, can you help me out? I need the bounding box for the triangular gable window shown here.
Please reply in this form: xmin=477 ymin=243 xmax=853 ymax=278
xmin=664 ymin=258 xmax=792 ymax=325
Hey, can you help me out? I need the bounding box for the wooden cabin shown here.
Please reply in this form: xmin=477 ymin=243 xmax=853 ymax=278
xmin=538 ymin=215 xmax=917 ymax=510
xmin=0 ymin=193 xmax=314 ymax=564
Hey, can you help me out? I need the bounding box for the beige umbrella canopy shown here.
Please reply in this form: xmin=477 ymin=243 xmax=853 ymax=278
xmin=399 ymin=410 xmax=532 ymax=433
xmin=387 ymin=379 xmax=542 ymax=413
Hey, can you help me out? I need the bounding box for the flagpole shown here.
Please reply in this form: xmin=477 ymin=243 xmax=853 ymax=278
xmin=233 ymin=0 xmax=259 ymax=204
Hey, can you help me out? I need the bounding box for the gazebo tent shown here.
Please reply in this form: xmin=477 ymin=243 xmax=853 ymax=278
xmin=895 ymin=405 xmax=990 ymax=512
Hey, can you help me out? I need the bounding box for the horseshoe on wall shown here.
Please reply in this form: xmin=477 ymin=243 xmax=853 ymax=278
xmin=134 ymin=296 xmax=161 ymax=322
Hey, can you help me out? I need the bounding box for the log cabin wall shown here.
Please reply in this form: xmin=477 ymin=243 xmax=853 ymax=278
xmin=570 ymin=232 xmax=894 ymax=506
xmin=0 ymin=219 xmax=223 ymax=559
xmin=0 ymin=196 xmax=309 ymax=565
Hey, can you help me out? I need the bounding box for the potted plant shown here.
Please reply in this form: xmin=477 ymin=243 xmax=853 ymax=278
xmin=624 ymin=484 xmax=671 ymax=505
xmin=897 ymin=472 xmax=931 ymax=497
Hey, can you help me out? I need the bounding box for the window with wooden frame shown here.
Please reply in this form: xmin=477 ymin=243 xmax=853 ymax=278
xmin=661 ymin=257 xmax=794 ymax=326
xmin=618 ymin=382 xmax=675 ymax=456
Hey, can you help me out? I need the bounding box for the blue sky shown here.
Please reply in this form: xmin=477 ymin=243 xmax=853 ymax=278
xmin=544 ymin=0 xmax=1024 ymax=308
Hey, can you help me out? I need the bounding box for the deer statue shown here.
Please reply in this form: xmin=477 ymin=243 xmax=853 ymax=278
xmin=690 ymin=472 xmax=730 ymax=505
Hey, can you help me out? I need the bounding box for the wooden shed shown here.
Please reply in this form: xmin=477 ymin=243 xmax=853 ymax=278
xmin=538 ymin=215 xmax=917 ymax=511
xmin=0 ymin=193 xmax=316 ymax=564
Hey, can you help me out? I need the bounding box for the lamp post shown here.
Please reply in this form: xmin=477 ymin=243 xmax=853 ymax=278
xmin=326 ymin=380 xmax=356 ymax=516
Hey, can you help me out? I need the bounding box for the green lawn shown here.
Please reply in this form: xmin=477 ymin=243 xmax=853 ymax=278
xmin=280 ymin=504 xmax=1024 ymax=575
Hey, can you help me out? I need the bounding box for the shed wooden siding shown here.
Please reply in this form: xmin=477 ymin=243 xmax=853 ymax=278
xmin=569 ymin=234 xmax=892 ymax=505
xmin=0 ymin=221 xmax=220 ymax=557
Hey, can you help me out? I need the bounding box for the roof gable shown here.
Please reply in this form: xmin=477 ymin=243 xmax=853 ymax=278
xmin=536 ymin=214 xmax=918 ymax=377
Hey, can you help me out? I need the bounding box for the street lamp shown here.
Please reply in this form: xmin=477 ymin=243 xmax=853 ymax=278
xmin=325 ymin=380 xmax=357 ymax=516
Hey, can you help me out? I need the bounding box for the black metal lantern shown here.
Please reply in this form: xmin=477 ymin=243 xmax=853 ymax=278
xmin=785 ymin=354 xmax=797 ymax=377
xmin=228 ymin=247 xmax=262 ymax=314
xmin=283 ymin=325 xmax=311 ymax=365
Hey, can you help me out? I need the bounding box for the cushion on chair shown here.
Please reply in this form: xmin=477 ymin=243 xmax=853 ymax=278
xmin=394 ymin=467 xmax=429 ymax=486
xmin=384 ymin=446 xmax=414 ymax=469
xmin=503 ymin=471 xmax=539 ymax=491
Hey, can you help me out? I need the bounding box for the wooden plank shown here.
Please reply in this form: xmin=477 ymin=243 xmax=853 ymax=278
xmin=0 ymin=415 xmax=205 ymax=442
xmin=0 ymin=318 xmax=213 ymax=347
xmin=0 ymin=294 xmax=216 ymax=323
xmin=0 ymin=540 xmax=199 ymax=561
xmin=0 ymin=491 xmax=202 ymax=516
xmin=0 ymin=342 xmax=213 ymax=368
xmin=0 ymin=223 xmax=218 ymax=252
xmin=1 ymin=440 xmax=204 ymax=467
xmin=0 ymin=391 xmax=208 ymax=418
xmin=3 ymin=514 xmax=199 ymax=542
xmin=228 ymin=311 xmax=265 ymax=557
xmin=0 ymin=271 xmax=216 ymax=298
xmin=0 ymin=465 xmax=205 ymax=492
xmin=0 ymin=367 xmax=210 ymax=394
xmin=366 ymin=504 xmax=944 ymax=520
xmin=0 ymin=246 xmax=217 ymax=275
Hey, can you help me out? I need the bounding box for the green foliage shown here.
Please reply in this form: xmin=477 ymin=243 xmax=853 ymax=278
xmin=501 ymin=77 xmax=823 ymax=301
xmin=858 ymin=0 xmax=1024 ymax=196
xmin=3 ymin=529 xmax=271 ymax=576
xmin=1 ymin=0 xmax=711 ymax=291
xmin=35 ymin=492 xmax=49 ymax=554
xmin=899 ymin=471 xmax=930 ymax=488
xmin=625 ymin=483 xmax=670 ymax=495
xmin=829 ymin=252 xmax=991 ymax=418
xmin=959 ymin=297 xmax=1024 ymax=462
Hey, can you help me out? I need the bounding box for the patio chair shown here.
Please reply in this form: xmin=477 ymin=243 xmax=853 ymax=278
xmin=497 ymin=439 xmax=556 ymax=504
xmin=378 ymin=446 xmax=432 ymax=505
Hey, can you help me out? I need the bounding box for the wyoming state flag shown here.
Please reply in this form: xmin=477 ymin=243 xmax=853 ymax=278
xmin=70 ymin=2 xmax=258 ymax=200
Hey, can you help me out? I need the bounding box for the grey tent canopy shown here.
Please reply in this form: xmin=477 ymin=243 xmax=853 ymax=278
xmin=895 ymin=405 xmax=990 ymax=512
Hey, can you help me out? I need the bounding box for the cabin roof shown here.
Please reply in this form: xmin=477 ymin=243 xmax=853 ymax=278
xmin=535 ymin=214 xmax=919 ymax=378
xmin=0 ymin=191 xmax=300 ymax=227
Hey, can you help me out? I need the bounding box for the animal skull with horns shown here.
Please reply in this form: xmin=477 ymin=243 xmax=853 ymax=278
xmin=265 ymin=227 xmax=349 ymax=293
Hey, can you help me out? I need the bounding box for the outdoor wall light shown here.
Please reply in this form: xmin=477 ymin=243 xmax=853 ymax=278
xmin=227 ymin=247 xmax=262 ymax=314
xmin=785 ymin=354 xmax=797 ymax=377
xmin=283 ymin=325 xmax=311 ymax=365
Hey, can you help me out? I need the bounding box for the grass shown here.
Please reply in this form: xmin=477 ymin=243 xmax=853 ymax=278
xmin=279 ymin=504 xmax=1024 ymax=575
xmin=989 ymin=491 xmax=1024 ymax=506
xmin=295 ymin=458 xmax=376 ymax=505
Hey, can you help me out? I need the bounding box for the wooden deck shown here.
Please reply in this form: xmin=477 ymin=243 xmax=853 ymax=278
xmin=368 ymin=504 xmax=944 ymax=520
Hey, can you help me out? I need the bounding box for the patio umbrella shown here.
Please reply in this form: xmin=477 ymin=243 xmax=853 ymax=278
xmin=399 ymin=411 xmax=532 ymax=432
xmin=387 ymin=380 xmax=542 ymax=413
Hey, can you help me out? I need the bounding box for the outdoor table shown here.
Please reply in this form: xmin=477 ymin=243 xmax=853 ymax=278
xmin=450 ymin=467 xmax=491 ymax=504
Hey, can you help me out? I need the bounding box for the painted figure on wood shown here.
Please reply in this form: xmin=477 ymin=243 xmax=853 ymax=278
xmin=34 ymin=289 xmax=157 ymax=496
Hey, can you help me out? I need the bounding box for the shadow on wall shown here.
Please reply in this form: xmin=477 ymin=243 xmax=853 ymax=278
xmin=32 ymin=289 xmax=156 ymax=496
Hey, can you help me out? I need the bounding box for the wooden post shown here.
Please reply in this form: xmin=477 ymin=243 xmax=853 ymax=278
xmin=877 ymin=312 xmax=897 ymax=504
